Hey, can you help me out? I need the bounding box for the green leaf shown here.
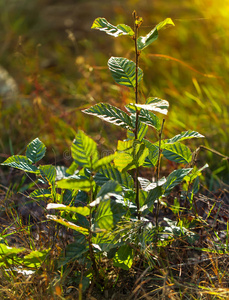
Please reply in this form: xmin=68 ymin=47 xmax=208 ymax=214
xmin=26 ymin=138 xmax=46 ymax=163
xmin=143 ymin=186 xmax=163 ymax=211
xmin=137 ymin=18 xmax=175 ymax=51
xmin=143 ymin=139 xmax=159 ymax=166
xmin=83 ymin=103 xmax=133 ymax=130
xmin=47 ymin=214 xmax=89 ymax=235
xmin=163 ymin=168 xmax=193 ymax=195
xmin=23 ymin=249 xmax=50 ymax=268
xmin=1 ymin=155 xmax=39 ymax=173
xmin=138 ymin=177 xmax=166 ymax=191
xmin=166 ymin=130 xmax=205 ymax=144
xmin=47 ymin=203 xmax=90 ymax=216
xmin=113 ymin=244 xmax=134 ymax=270
xmin=138 ymin=110 xmax=161 ymax=131
xmin=94 ymin=164 xmax=134 ymax=190
xmin=108 ymin=57 xmax=143 ymax=88
xmin=91 ymin=17 xmax=134 ymax=37
xmin=39 ymin=165 xmax=56 ymax=185
xmin=29 ymin=188 xmax=51 ymax=199
xmin=96 ymin=180 xmax=123 ymax=199
xmin=71 ymin=130 xmax=98 ymax=168
xmin=93 ymin=154 xmax=116 ymax=171
xmin=162 ymin=142 xmax=192 ymax=164
xmin=56 ymin=177 xmax=94 ymax=192
xmin=114 ymin=140 xmax=149 ymax=172
xmin=94 ymin=199 xmax=126 ymax=230
xmin=128 ymin=121 xmax=148 ymax=142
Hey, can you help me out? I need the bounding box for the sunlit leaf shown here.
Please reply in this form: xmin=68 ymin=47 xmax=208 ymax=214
xmin=29 ymin=188 xmax=51 ymax=199
xmin=56 ymin=177 xmax=94 ymax=192
xmin=83 ymin=103 xmax=133 ymax=130
xmin=127 ymin=98 xmax=169 ymax=115
xmin=1 ymin=155 xmax=38 ymax=173
xmin=137 ymin=18 xmax=175 ymax=51
xmin=71 ymin=130 xmax=98 ymax=168
xmin=143 ymin=139 xmax=159 ymax=166
xmin=113 ymin=244 xmax=134 ymax=270
xmin=47 ymin=215 xmax=89 ymax=235
xmin=26 ymin=138 xmax=46 ymax=163
xmin=166 ymin=130 xmax=205 ymax=144
xmin=93 ymin=154 xmax=116 ymax=171
xmin=92 ymin=17 xmax=134 ymax=37
xmin=47 ymin=203 xmax=90 ymax=216
xmin=108 ymin=57 xmax=143 ymax=88
xmin=39 ymin=165 xmax=56 ymax=185
xmin=138 ymin=110 xmax=161 ymax=131
xmin=162 ymin=142 xmax=192 ymax=164
xmin=94 ymin=199 xmax=126 ymax=230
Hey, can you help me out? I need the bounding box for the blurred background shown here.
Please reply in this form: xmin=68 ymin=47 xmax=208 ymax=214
xmin=0 ymin=0 xmax=228 ymax=188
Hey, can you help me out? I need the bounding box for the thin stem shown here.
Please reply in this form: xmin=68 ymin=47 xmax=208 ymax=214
xmin=155 ymin=118 xmax=165 ymax=227
xmin=133 ymin=11 xmax=141 ymax=220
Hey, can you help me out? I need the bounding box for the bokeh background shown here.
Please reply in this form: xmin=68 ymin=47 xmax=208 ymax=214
xmin=0 ymin=0 xmax=228 ymax=187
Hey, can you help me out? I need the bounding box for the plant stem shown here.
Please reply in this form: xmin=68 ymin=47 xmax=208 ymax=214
xmin=133 ymin=11 xmax=141 ymax=220
xmin=88 ymin=172 xmax=100 ymax=280
xmin=155 ymin=118 xmax=165 ymax=227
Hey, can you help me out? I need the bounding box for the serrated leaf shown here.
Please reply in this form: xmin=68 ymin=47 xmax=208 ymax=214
xmin=26 ymin=138 xmax=46 ymax=163
xmin=83 ymin=103 xmax=133 ymax=130
xmin=71 ymin=130 xmax=98 ymax=168
xmin=47 ymin=215 xmax=89 ymax=235
xmin=137 ymin=18 xmax=174 ymax=51
xmin=138 ymin=177 xmax=166 ymax=191
xmin=39 ymin=165 xmax=56 ymax=185
xmin=92 ymin=17 xmax=134 ymax=37
xmin=108 ymin=57 xmax=143 ymax=88
xmin=166 ymin=130 xmax=205 ymax=144
xmin=162 ymin=142 xmax=192 ymax=164
xmin=94 ymin=199 xmax=126 ymax=230
xmin=113 ymin=244 xmax=134 ymax=270
xmin=1 ymin=155 xmax=39 ymax=173
xmin=47 ymin=203 xmax=90 ymax=216
xmin=94 ymin=164 xmax=134 ymax=190
xmin=56 ymin=177 xmax=94 ymax=192
xmin=163 ymin=168 xmax=193 ymax=195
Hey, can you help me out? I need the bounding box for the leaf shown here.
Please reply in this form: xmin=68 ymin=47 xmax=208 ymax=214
xmin=91 ymin=17 xmax=134 ymax=37
xmin=137 ymin=18 xmax=175 ymax=51
xmin=94 ymin=199 xmax=126 ymax=230
xmin=94 ymin=164 xmax=134 ymax=190
xmin=23 ymin=249 xmax=50 ymax=268
xmin=162 ymin=142 xmax=192 ymax=164
xmin=163 ymin=168 xmax=193 ymax=195
xmin=96 ymin=180 xmax=123 ymax=199
xmin=114 ymin=140 xmax=149 ymax=172
xmin=1 ymin=155 xmax=39 ymax=173
xmin=83 ymin=103 xmax=133 ymax=130
xmin=47 ymin=203 xmax=90 ymax=216
xmin=56 ymin=177 xmax=94 ymax=192
xmin=93 ymin=154 xmax=116 ymax=171
xmin=29 ymin=188 xmax=51 ymax=199
xmin=71 ymin=130 xmax=98 ymax=168
xmin=127 ymin=122 xmax=148 ymax=141
xmin=138 ymin=110 xmax=161 ymax=131
xmin=166 ymin=130 xmax=205 ymax=144
xmin=26 ymin=138 xmax=46 ymax=163
xmin=47 ymin=215 xmax=89 ymax=235
xmin=138 ymin=177 xmax=166 ymax=191
xmin=143 ymin=139 xmax=159 ymax=166
xmin=39 ymin=165 xmax=56 ymax=185
xmin=113 ymin=244 xmax=134 ymax=270
xmin=108 ymin=57 xmax=143 ymax=88
xmin=138 ymin=98 xmax=169 ymax=115
xmin=144 ymin=186 xmax=163 ymax=211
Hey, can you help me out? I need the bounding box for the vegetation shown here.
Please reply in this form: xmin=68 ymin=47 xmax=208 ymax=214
xmin=0 ymin=2 xmax=229 ymax=300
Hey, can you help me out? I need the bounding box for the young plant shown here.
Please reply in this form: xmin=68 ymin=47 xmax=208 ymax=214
xmin=1 ymin=12 xmax=206 ymax=291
